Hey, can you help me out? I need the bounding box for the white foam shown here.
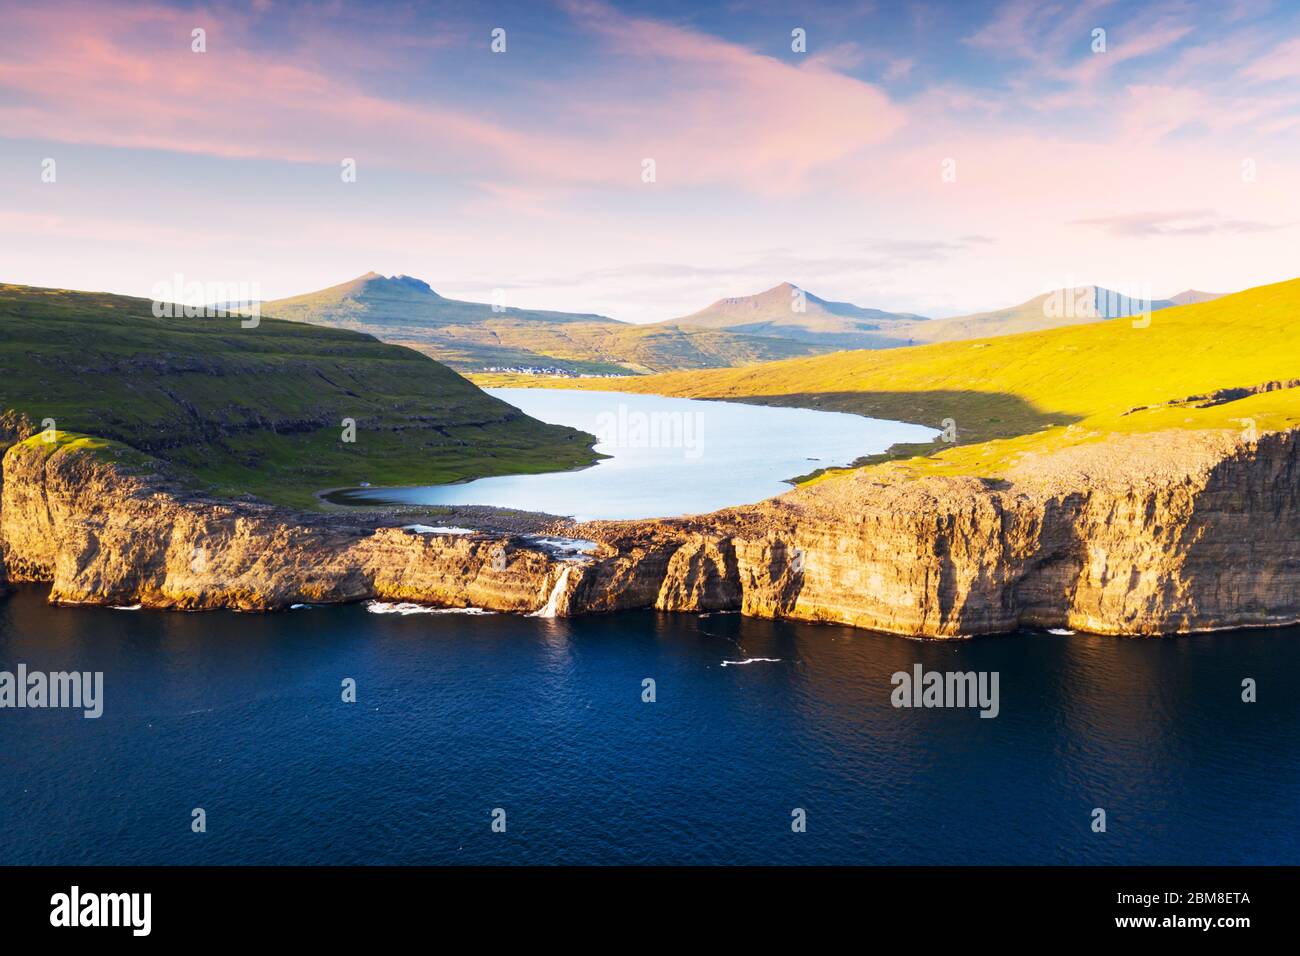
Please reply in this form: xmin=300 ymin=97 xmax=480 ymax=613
xmin=366 ymin=601 xmax=495 ymax=616
xmin=1047 ymin=628 xmax=1076 ymax=635
xmin=525 ymin=536 xmax=599 ymax=561
xmin=110 ymin=604 xmax=143 ymax=611
xmin=531 ymin=565 xmax=573 ymax=618
xmin=403 ymin=524 xmax=476 ymax=535
xmin=721 ymin=657 xmax=782 ymax=667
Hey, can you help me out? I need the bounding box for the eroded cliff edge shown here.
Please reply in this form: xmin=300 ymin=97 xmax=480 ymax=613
xmin=2 ymin=417 xmax=1296 ymax=637
xmin=570 ymin=426 xmax=1300 ymax=636
xmin=0 ymin=424 xmax=568 ymax=614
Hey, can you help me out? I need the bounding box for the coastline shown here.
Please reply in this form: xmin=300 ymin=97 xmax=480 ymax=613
xmin=4 ymin=416 xmax=1298 ymax=638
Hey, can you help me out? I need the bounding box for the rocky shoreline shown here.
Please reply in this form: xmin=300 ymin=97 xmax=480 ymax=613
xmin=2 ymin=412 xmax=1297 ymax=638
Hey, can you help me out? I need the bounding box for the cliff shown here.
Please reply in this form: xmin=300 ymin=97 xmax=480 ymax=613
xmin=2 ymin=422 xmax=1297 ymax=637
xmin=566 ymin=426 xmax=1300 ymax=636
xmin=0 ymin=434 xmax=569 ymax=614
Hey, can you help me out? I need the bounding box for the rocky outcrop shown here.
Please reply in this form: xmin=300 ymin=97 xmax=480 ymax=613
xmin=0 ymin=437 xmax=569 ymax=613
xmin=3 ymin=421 xmax=1299 ymax=637
xmin=0 ymin=411 xmax=36 ymax=597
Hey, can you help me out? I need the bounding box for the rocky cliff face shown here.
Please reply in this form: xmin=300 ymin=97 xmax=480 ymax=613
xmin=565 ymin=427 xmax=1300 ymax=636
xmin=0 ymin=436 xmax=569 ymax=613
xmin=2 ymin=421 xmax=1297 ymax=637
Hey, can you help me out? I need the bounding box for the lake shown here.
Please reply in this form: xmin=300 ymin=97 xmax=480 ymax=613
xmin=333 ymin=388 xmax=938 ymax=520
xmin=3 ymin=585 xmax=1297 ymax=865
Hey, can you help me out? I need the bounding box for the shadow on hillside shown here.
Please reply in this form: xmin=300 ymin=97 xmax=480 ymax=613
xmin=709 ymin=390 xmax=1079 ymax=447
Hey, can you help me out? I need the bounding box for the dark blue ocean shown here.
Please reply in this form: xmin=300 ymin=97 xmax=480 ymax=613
xmin=3 ymin=584 xmax=1298 ymax=865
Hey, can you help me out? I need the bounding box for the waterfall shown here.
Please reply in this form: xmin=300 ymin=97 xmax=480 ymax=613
xmin=531 ymin=565 xmax=572 ymax=618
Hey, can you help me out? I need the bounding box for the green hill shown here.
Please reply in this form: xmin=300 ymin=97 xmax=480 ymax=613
xmin=542 ymin=277 xmax=1300 ymax=478
xmin=392 ymin=317 xmax=823 ymax=376
xmin=0 ymin=283 xmax=598 ymax=509
xmin=264 ymin=272 xmax=617 ymax=330
xmin=261 ymin=273 xmax=825 ymax=375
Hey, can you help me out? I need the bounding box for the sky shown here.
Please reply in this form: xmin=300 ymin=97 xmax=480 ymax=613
xmin=1 ymin=0 xmax=1298 ymax=322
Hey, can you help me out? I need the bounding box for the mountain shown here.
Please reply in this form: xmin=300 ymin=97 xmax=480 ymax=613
xmin=0 ymin=283 xmax=597 ymax=509
xmin=660 ymin=282 xmax=1233 ymax=351
xmin=899 ymin=285 xmax=1231 ymax=345
xmin=260 ymin=273 xmax=826 ymax=375
xmin=264 ymin=272 xmax=616 ymax=329
xmin=662 ymin=281 xmax=926 ymax=348
xmin=552 ymin=277 xmax=1300 ymax=460
xmin=1167 ymin=289 xmax=1226 ymax=306
xmin=261 ymin=275 xmax=1236 ymax=376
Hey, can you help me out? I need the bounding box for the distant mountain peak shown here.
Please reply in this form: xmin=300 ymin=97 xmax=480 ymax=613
xmin=661 ymin=282 xmax=926 ymax=346
xmin=350 ymin=272 xmax=439 ymax=296
xmin=706 ymin=282 xmax=804 ymax=309
xmin=386 ymin=274 xmax=435 ymax=294
xmin=261 ymin=273 xmax=619 ymax=333
xmin=1167 ymin=289 xmax=1225 ymax=306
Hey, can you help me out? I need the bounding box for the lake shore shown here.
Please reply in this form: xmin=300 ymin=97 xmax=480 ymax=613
xmin=325 ymin=388 xmax=936 ymax=521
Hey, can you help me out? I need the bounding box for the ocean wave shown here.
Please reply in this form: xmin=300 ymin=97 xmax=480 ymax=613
xmin=720 ymin=657 xmax=782 ymax=667
xmin=402 ymin=524 xmax=476 ymax=535
xmin=366 ymin=601 xmax=495 ymax=616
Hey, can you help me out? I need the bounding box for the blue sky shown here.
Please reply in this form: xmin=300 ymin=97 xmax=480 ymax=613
xmin=1 ymin=0 xmax=1298 ymax=320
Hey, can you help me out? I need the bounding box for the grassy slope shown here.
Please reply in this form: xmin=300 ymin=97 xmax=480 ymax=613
xmin=523 ymin=277 xmax=1300 ymax=480
xmin=0 ymin=284 xmax=598 ymax=509
xmin=313 ymin=313 xmax=827 ymax=376
xmin=423 ymin=320 xmax=824 ymax=373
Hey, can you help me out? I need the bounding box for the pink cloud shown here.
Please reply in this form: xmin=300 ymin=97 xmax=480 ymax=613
xmin=551 ymin=0 xmax=908 ymax=193
xmin=964 ymin=0 xmax=1119 ymax=62
xmin=0 ymin=3 xmax=527 ymax=168
xmin=1068 ymin=22 xmax=1193 ymax=86
xmin=1242 ymin=36 xmax=1300 ymax=82
xmin=0 ymin=0 xmax=906 ymax=196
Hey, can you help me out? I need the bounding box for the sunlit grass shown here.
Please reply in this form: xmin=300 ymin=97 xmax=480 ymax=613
xmin=504 ymin=277 xmax=1300 ymax=481
xmin=0 ymin=285 xmax=598 ymax=509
